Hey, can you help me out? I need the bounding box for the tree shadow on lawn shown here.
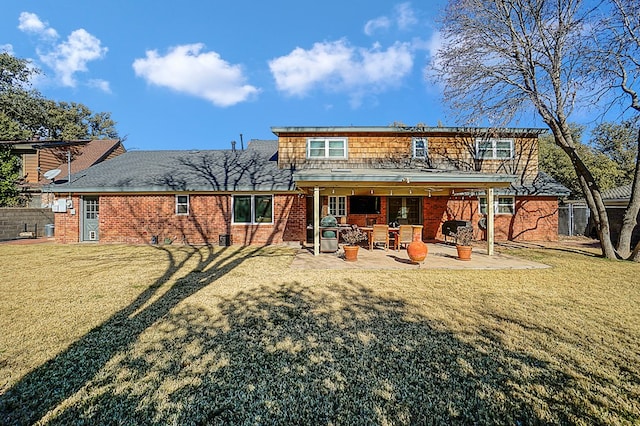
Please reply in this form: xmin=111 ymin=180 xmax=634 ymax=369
xmin=11 ymin=280 xmax=624 ymax=425
xmin=0 ymin=244 xmax=273 ymax=425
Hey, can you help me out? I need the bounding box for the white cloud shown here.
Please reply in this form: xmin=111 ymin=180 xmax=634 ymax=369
xmin=364 ymin=17 xmax=391 ymax=36
xmin=422 ymin=31 xmax=444 ymax=83
xmin=1 ymin=44 xmax=14 ymax=54
xmin=268 ymin=39 xmax=413 ymax=104
xmin=40 ymin=29 xmax=107 ymax=87
xmin=18 ymin=12 xmax=58 ymax=39
xmin=88 ymin=79 xmax=111 ymax=93
xmin=364 ymin=2 xmax=418 ymax=36
xmin=132 ymin=43 xmax=259 ymax=107
xmin=268 ymin=40 xmax=352 ymax=96
xmin=17 ymin=12 xmax=107 ymax=88
xmin=395 ymin=3 xmax=418 ymax=30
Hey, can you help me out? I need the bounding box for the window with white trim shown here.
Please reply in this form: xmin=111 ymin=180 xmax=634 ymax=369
xmin=479 ymin=196 xmax=515 ymax=214
xmin=306 ymin=137 xmax=347 ymax=159
xmin=328 ymin=196 xmax=346 ymax=217
xmin=233 ymin=195 xmax=273 ymax=224
xmin=176 ymin=195 xmax=189 ymax=215
xmin=412 ymin=137 xmax=428 ymax=159
xmin=475 ymin=138 xmax=513 ymax=159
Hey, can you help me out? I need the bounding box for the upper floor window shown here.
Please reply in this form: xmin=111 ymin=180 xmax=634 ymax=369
xmin=479 ymin=196 xmax=515 ymax=214
xmin=412 ymin=138 xmax=428 ymax=159
xmin=233 ymin=195 xmax=273 ymax=224
xmin=328 ymin=196 xmax=346 ymax=217
xmin=476 ymin=138 xmax=513 ymax=159
xmin=307 ymin=137 xmax=347 ymax=159
xmin=176 ymin=195 xmax=189 ymax=215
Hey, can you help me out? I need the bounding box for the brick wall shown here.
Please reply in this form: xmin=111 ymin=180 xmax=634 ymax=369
xmin=51 ymin=193 xmax=560 ymax=244
xmin=0 ymin=208 xmax=54 ymax=240
xmin=53 ymin=196 xmax=81 ymax=243
xmin=424 ymin=195 xmax=559 ymax=241
xmin=54 ymin=194 xmax=305 ymax=245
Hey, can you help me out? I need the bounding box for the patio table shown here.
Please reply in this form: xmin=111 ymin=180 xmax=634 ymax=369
xmin=360 ymin=227 xmax=400 ymax=250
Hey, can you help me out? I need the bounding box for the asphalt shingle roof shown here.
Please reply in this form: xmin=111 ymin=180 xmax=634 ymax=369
xmin=48 ymin=138 xmax=569 ymax=197
xmin=50 ymin=140 xmax=294 ymax=193
xmin=40 ymin=139 xmax=122 ymax=184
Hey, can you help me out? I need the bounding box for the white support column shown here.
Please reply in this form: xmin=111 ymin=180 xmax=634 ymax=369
xmin=313 ymin=186 xmax=320 ymax=256
xmin=487 ymin=187 xmax=495 ymax=256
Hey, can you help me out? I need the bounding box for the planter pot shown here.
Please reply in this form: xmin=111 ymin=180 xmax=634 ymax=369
xmin=456 ymin=245 xmax=472 ymax=261
xmin=344 ymin=245 xmax=359 ymax=262
xmin=407 ymin=240 xmax=428 ymax=263
xmin=407 ymin=225 xmax=427 ymax=264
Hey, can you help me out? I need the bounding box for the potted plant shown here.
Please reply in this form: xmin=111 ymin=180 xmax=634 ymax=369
xmin=341 ymin=226 xmax=367 ymax=261
xmin=450 ymin=226 xmax=474 ymax=260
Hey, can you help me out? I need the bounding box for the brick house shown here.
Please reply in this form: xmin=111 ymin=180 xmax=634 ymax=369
xmin=48 ymin=126 xmax=568 ymax=254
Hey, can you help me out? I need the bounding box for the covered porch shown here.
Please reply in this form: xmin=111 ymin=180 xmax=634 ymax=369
xmin=293 ymin=168 xmax=517 ymax=256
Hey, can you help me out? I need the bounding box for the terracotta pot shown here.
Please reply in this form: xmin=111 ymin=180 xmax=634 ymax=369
xmin=456 ymin=245 xmax=472 ymax=261
xmin=407 ymin=225 xmax=427 ymax=263
xmin=344 ymin=245 xmax=359 ymax=262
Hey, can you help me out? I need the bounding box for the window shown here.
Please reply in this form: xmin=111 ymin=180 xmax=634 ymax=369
xmin=475 ymin=138 xmax=513 ymax=159
xmin=479 ymin=196 xmax=515 ymax=214
xmin=412 ymin=138 xmax=428 ymax=159
xmin=176 ymin=195 xmax=189 ymax=215
xmin=388 ymin=197 xmax=421 ymax=224
xmin=349 ymin=196 xmax=380 ymax=214
xmin=306 ymin=138 xmax=347 ymax=159
xmin=233 ymin=195 xmax=273 ymax=224
xmin=328 ymin=196 xmax=346 ymax=216
xmin=85 ymin=198 xmax=99 ymax=219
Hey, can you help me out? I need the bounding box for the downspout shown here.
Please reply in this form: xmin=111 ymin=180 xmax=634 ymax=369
xmin=487 ymin=187 xmax=495 ymax=255
xmin=314 ymin=186 xmax=320 ymax=256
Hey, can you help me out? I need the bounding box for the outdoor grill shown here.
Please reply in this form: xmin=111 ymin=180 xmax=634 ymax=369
xmin=442 ymin=220 xmax=472 ymax=241
xmin=320 ymin=215 xmax=339 ymax=252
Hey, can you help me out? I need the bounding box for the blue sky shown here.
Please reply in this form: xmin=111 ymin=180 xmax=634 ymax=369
xmin=1 ymin=0 xmax=541 ymax=151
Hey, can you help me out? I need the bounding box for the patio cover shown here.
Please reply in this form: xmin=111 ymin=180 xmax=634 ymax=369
xmin=294 ymin=168 xmax=518 ymax=256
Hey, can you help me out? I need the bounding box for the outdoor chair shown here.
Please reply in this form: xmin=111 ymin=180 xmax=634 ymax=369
xmin=369 ymin=224 xmax=390 ymax=251
xmin=397 ymin=225 xmax=413 ymax=250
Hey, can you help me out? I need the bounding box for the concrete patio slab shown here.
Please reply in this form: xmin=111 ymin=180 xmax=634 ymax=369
xmin=290 ymin=242 xmax=550 ymax=270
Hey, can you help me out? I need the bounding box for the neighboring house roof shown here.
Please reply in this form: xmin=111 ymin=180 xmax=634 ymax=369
xmin=506 ymin=171 xmax=571 ymax=197
xmin=601 ymin=184 xmax=632 ymax=201
xmin=48 ymin=140 xmax=294 ymax=193
xmin=39 ymin=139 xmax=124 ymax=184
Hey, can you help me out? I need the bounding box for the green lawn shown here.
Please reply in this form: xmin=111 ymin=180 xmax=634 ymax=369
xmin=0 ymin=242 xmax=638 ymax=425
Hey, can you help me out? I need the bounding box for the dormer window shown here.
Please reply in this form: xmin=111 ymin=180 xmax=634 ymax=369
xmin=307 ymin=137 xmax=347 ymax=159
xmin=475 ymin=138 xmax=513 ymax=159
xmin=412 ymin=138 xmax=428 ymax=159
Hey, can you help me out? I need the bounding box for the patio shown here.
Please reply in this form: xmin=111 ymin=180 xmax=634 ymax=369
xmin=291 ymin=241 xmax=550 ymax=270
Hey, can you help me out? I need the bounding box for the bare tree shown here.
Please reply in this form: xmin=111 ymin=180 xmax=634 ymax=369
xmin=588 ymin=0 xmax=640 ymax=258
xmin=431 ymin=0 xmax=625 ymax=259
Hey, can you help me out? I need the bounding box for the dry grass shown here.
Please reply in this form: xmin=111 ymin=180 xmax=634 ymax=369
xmin=0 ymin=242 xmax=638 ymax=425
